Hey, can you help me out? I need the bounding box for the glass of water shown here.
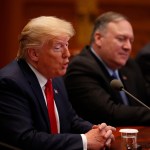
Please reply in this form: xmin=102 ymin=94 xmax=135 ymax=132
xmin=119 ymin=129 xmax=139 ymax=150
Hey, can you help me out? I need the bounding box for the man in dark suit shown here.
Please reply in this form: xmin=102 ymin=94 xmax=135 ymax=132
xmin=136 ymin=43 xmax=150 ymax=100
xmin=0 ymin=16 xmax=115 ymax=150
xmin=64 ymin=11 xmax=150 ymax=126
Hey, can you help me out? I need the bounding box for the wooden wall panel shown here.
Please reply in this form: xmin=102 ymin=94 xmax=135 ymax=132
xmin=0 ymin=0 xmax=23 ymax=67
xmin=0 ymin=0 xmax=150 ymax=67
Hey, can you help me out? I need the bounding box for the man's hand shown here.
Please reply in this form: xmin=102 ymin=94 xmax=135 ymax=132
xmin=85 ymin=123 xmax=116 ymax=150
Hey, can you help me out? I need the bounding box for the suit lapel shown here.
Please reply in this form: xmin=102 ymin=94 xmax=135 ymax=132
xmin=52 ymin=80 xmax=63 ymax=129
xmin=87 ymin=48 xmax=112 ymax=83
xmin=52 ymin=78 xmax=71 ymax=132
xmin=119 ymin=68 xmax=130 ymax=92
xmin=17 ymin=59 xmax=50 ymax=128
xmin=119 ymin=69 xmax=133 ymax=105
xmin=85 ymin=47 xmax=125 ymax=104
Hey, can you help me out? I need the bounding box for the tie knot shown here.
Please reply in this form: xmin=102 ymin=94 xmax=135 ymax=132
xmin=45 ymin=79 xmax=52 ymax=87
xmin=111 ymin=71 xmax=118 ymax=79
xmin=45 ymin=80 xmax=53 ymax=92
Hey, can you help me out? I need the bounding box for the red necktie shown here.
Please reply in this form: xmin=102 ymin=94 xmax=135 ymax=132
xmin=44 ymin=80 xmax=58 ymax=134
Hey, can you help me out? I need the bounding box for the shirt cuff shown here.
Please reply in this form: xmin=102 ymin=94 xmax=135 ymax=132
xmin=81 ymin=134 xmax=87 ymax=150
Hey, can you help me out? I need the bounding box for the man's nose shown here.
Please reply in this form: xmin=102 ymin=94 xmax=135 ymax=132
xmin=62 ymin=47 xmax=70 ymax=58
xmin=123 ymin=40 xmax=132 ymax=50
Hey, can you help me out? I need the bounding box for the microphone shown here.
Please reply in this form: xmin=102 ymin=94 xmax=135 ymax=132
xmin=110 ymin=79 xmax=150 ymax=110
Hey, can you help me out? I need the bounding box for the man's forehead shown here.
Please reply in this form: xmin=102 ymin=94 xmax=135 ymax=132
xmin=52 ymin=36 xmax=70 ymax=42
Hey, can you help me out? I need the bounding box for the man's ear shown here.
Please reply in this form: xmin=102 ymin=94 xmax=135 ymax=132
xmin=27 ymin=48 xmax=39 ymax=61
xmin=94 ymin=32 xmax=103 ymax=46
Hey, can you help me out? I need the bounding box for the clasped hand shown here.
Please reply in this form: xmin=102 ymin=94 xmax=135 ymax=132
xmin=85 ymin=123 xmax=116 ymax=150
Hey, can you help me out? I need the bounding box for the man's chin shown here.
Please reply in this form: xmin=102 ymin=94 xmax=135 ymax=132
xmin=59 ymin=70 xmax=67 ymax=76
xmin=118 ymin=61 xmax=127 ymax=68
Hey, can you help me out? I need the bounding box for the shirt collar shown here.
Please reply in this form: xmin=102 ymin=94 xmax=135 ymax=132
xmin=90 ymin=47 xmax=118 ymax=76
xmin=27 ymin=63 xmax=47 ymax=88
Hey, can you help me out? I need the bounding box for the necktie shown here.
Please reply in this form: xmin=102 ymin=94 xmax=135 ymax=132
xmin=112 ymin=71 xmax=129 ymax=105
xmin=45 ymin=80 xmax=58 ymax=134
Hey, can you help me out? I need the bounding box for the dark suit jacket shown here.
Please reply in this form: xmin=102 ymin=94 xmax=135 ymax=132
xmin=64 ymin=46 xmax=150 ymax=126
xmin=0 ymin=59 xmax=92 ymax=150
xmin=136 ymin=43 xmax=150 ymax=99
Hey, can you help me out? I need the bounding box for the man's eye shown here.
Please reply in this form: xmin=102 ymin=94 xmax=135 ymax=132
xmin=117 ymin=37 xmax=125 ymax=41
xmin=54 ymin=44 xmax=62 ymax=49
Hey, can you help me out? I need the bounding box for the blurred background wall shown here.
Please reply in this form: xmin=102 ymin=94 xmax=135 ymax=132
xmin=0 ymin=0 xmax=150 ymax=68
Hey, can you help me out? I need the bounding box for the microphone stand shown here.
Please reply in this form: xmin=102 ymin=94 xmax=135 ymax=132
xmin=122 ymin=88 xmax=150 ymax=110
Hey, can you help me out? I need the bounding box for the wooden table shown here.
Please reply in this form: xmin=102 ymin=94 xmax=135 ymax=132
xmin=110 ymin=126 xmax=150 ymax=150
